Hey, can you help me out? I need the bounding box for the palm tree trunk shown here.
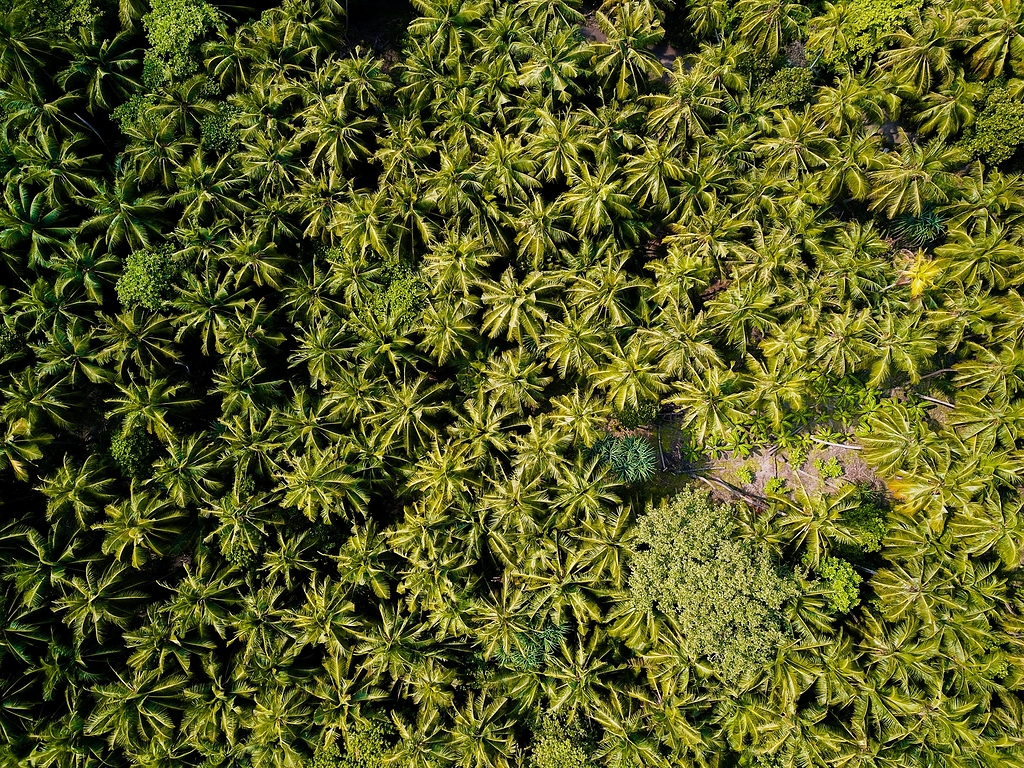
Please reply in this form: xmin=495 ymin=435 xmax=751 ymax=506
xmin=915 ymin=393 xmax=955 ymax=408
xmin=808 ymin=436 xmax=862 ymax=451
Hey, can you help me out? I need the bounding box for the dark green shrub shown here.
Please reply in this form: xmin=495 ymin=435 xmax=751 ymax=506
xmin=630 ymin=487 xmax=802 ymax=678
xmin=116 ymin=245 xmax=183 ymax=310
xmin=591 ymin=436 xmax=658 ymax=482
xmin=615 ymin=398 xmax=659 ymax=429
xmin=200 ymin=105 xmax=240 ymax=154
xmin=808 ymin=0 xmax=924 ymax=66
xmin=362 ymin=264 xmax=424 ymax=327
xmin=529 ymin=713 xmax=592 ymax=768
xmin=19 ymin=0 xmax=96 ymax=32
xmin=761 ymin=67 xmax=813 ymax=106
xmin=110 ymin=423 xmax=156 ymax=478
xmin=819 ymin=556 xmax=862 ymax=613
xmin=313 ymin=720 xmax=396 ymax=768
xmin=961 ymin=88 xmax=1024 ymax=166
xmin=113 ymin=93 xmax=157 ymax=134
xmin=890 ymin=205 xmax=946 ymax=246
xmin=495 ymin=621 xmax=566 ymax=670
xmin=0 ymin=324 xmax=25 ymax=360
xmin=143 ymin=0 xmax=222 ymax=79
xmin=843 ymin=500 xmax=888 ymax=553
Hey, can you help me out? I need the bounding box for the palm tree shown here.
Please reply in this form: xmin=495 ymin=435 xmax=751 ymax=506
xmin=16 ymin=131 xmax=99 ymax=206
xmin=57 ymin=27 xmax=142 ymax=115
xmin=560 ymin=163 xmax=636 ymax=239
xmin=95 ymin=483 xmax=190 ymax=568
xmin=106 ymin=377 xmax=201 ymax=442
xmin=878 ymin=8 xmax=968 ymax=95
xmin=447 ymin=692 xmax=516 ymax=768
xmin=79 ymin=171 xmax=164 ymax=251
xmin=666 ymin=366 xmax=749 ymax=444
xmin=408 ymin=0 xmax=490 ymax=66
xmin=755 ymin=107 xmax=838 ymax=177
xmin=55 ymin=561 xmax=146 ymax=646
xmin=965 ymin=0 xmax=1024 ymax=79
xmin=736 ymin=0 xmax=808 ymax=56
xmin=868 ymin=133 xmax=963 ymax=218
xmin=151 ymin=432 xmax=225 ymax=506
xmin=276 ymin=442 xmax=370 ymax=523
xmin=96 ymin=309 xmax=180 ymax=379
xmin=516 ymin=27 xmax=587 ymax=103
xmin=479 ymin=268 xmax=560 ymax=346
xmin=0 ymin=185 xmax=75 ymax=270
xmin=38 ymin=454 xmax=115 ymax=529
xmin=590 ymin=1 xmax=665 ymax=102
xmin=85 ymin=668 xmax=187 ymax=750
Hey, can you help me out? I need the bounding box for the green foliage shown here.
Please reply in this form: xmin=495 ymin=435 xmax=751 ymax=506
xmin=761 ymin=67 xmax=813 ymax=106
xmin=961 ymin=87 xmax=1024 ymax=165
xmin=313 ymin=720 xmax=396 ymax=768
xmin=814 ymin=456 xmax=844 ymax=480
xmin=591 ymin=435 xmax=658 ymax=482
xmin=109 ymin=422 xmax=156 ymax=478
xmin=629 ymin=488 xmax=802 ymax=678
xmin=843 ymin=499 xmax=889 ymax=553
xmin=495 ymin=621 xmax=567 ymax=670
xmin=143 ymin=0 xmax=221 ymax=78
xmin=890 ymin=205 xmax=946 ymax=246
xmin=116 ymin=245 xmax=183 ymax=310
xmin=529 ymin=713 xmax=592 ymax=768
xmin=734 ymin=463 xmax=755 ymax=484
xmin=615 ymin=398 xmax=659 ymax=429
xmin=764 ymin=477 xmax=786 ymax=495
xmin=818 ymin=556 xmax=862 ymax=613
xmin=18 ymin=0 xmax=96 ymax=32
xmin=0 ymin=323 xmax=25 ymax=361
xmin=200 ymin=104 xmax=240 ymax=154
xmin=113 ymin=93 xmax=157 ymax=134
xmin=141 ymin=51 xmax=171 ymax=90
xmin=787 ymin=443 xmax=809 ymax=468
xmin=809 ymin=0 xmax=924 ymax=65
xmin=361 ymin=264 xmax=424 ymax=328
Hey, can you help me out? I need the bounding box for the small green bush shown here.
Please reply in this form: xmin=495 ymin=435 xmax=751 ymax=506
xmin=143 ymin=0 xmax=222 ymax=79
xmin=200 ymin=105 xmax=240 ymax=155
xmin=615 ymin=398 xmax=659 ymax=429
xmin=761 ymin=67 xmax=813 ymax=106
xmin=116 ymin=245 xmax=183 ymax=310
xmin=362 ymin=264 xmax=424 ymax=327
xmin=19 ymin=0 xmax=96 ymax=32
xmin=113 ymin=93 xmax=157 ymax=134
xmin=313 ymin=720 xmax=396 ymax=768
xmin=0 ymin=324 xmax=25 ymax=360
xmin=529 ymin=713 xmax=591 ymax=768
xmin=630 ymin=487 xmax=802 ymax=678
xmin=764 ymin=477 xmax=786 ymax=495
xmin=787 ymin=443 xmax=809 ymax=468
xmin=591 ymin=436 xmax=658 ymax=483
xmin=814 ymin=456 xmax=844 ymax=481
xmin=734 ymin=464 xmax=755 ymax=484
xmin=843 ymin=501 xmax=888 ymax=553
xmin=890 ymin=205 xmax=946 ymax=246
xmin=819 ymin=556 xmax=862 ymax=614
xmin=110 ymin=423 xmax=156 ymax=478
xmin=808 ymin=0 xmax=924 ymax=66
xmin=961 ymin=87 xmax=1024 ymax=166
xmin=495 ymin=621 xmax=566 ymax=671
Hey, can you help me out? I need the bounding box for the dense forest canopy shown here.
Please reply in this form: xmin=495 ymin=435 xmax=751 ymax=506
xmin=0 ymin=0 xmax=1024 ymax=766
